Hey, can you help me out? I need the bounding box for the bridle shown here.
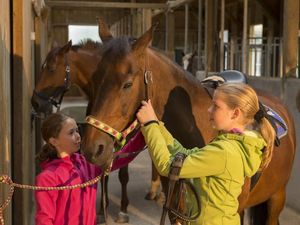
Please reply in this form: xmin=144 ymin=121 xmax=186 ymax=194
xmin=85 ymin=59 xmax=153 ymax=151
xmin=86 ymin=70 xmax=153 ymax=149
xmin=33 ymin=54 xmax=72 ymax=112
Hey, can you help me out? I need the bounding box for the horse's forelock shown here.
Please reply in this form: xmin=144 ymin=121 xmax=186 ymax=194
xmin=43 ymin=47 xmax=61 ymax=66
xmin=102 ymin=37 xmax=131 ymax=62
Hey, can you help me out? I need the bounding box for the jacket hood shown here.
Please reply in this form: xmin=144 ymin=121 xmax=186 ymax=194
xmin=217 ymin=131 xmax=267 ymax=177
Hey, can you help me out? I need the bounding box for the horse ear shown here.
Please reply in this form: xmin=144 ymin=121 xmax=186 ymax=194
xmin=132 ymin=23 xmax=158 ymax=55
xmin=59 ymin=40 xmax=72 ymax=54
xmin=51 ymin=41 xmax=59 ymax=49
xmin=96 ymin=17 xmax=113 ymax=42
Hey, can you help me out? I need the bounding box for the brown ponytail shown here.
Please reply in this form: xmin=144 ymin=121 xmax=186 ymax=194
xmin=36 ymin=143 xmax=58 ymax=165
xmin=35 ymin=113 xmax=70 ymax=165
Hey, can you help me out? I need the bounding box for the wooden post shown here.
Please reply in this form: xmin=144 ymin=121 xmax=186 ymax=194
xmin=165 ymin=10 xmax=175 ymax=59
xmin=205 ymin=0 xmax=216 ymax=74
xmin=184 ymin=3 xmax=189 ymax=54
xmin=197 ymin=0 xmax=203 ymax=70
xmin=12 ymin=0 xmax=35 ymax=224
xmin=242 ymin=0 xmax=248 ymax=74
xmin=0 ymin=0 xmax=12 ymax=223
xmin=220 ymin=0 xmax=225 ymax=71
xmin=142 ymin=8 xmax=152 ymax=33
xmin=282 ymin=0 xmax=299 ymax=77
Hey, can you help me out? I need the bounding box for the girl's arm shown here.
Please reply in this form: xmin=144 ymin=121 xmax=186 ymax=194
xmin=111 ymin=131 xmax=146 ymax=171
xmin=35 ymin=172 xmax=58 ymax=225
xmin=141 ymin=122 xmax=226 ymax=178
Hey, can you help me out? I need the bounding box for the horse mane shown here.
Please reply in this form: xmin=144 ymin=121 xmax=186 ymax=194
xmin=72 ymin=39 xmax=102 ymax=51
xmin=151 ymin=47 xmax=201 ymax=86
xmin=99 ymin=36 xmax=200 ymax=88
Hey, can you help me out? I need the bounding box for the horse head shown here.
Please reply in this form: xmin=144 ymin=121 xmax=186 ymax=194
xmin=82 ymin=25 xmax=158 ymax=168
xmin=31 ymin=18 xmax=112 ymax=115
xmin=31 ymin=40 xmax=73 ymax=114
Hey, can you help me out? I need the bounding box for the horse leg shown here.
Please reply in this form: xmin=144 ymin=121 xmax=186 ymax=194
xmin=266 ymin=187 xmax=286 ymax=225
xmin=115 ymin=166 xmax=130 ymax=223
xmin=97 ymin=175 xmax=109 ymax=224
xmin=145 ymin=161 xmax=161 ymax=200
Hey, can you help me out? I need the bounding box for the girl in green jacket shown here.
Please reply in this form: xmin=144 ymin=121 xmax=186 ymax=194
xmin=136 ymin=83 xmax=275 ymax=225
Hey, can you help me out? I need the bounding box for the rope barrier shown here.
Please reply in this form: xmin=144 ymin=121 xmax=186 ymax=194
xmin=0 ymin=174 xmax=101 ymax=225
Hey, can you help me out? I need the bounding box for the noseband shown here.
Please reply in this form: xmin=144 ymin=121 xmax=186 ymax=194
xmin=33 ymin=55 xmax=71 ymax=112
xmin=85 ymin=116 xmax=140 ymax=150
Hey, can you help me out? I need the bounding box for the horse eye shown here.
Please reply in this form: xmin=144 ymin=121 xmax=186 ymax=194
xmin=123 ymin=82 xmax=132 ymax=89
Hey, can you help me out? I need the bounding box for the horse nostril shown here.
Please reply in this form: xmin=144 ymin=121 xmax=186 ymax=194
xmin=96 ymin=145 xmax=104 ymax=158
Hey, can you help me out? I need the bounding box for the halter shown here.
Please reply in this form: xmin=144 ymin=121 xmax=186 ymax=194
xmin=33 ymin=54 xmax=72 ymax=112
xmin=86 ymin=116 xmax=140 ymax=150
xmin=86 ymin=67 xmax=153 ymax=150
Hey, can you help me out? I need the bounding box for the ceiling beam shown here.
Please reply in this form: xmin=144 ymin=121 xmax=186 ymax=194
xmin=45 ymin=1 xmax=167 ymax=9
xmin=167 ymin=0 xmax=195 ymax=9
xmin=152 ymin=0 xmax=195 ymax=17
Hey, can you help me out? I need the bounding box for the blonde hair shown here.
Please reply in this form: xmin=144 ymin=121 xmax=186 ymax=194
xmin=216 ymin=83 xmax=275 ymax=169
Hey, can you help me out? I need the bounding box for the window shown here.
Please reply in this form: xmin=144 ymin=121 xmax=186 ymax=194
xmin=68 ymin=25 xmax=101 ymax=44
xmin=249 ymin=24 xmax=263 ymax=76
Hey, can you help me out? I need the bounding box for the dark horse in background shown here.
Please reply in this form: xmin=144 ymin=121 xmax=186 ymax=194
xmin=81 ymin=24 xmax=296 ymax=225
xmin=31 ymin=19 xmax=146 ymax=223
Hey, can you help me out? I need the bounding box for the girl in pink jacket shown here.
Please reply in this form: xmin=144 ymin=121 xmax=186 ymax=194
xmin=35 ymin=113 xmax=145 ymax=225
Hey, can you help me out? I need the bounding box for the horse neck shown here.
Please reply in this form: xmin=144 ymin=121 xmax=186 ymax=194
xmin=148 ymin=49 xmax=215 ymax=143
xmin=69 ymin=49 xmax=101 ymax=98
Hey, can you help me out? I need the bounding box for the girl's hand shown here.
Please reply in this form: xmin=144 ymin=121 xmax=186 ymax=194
xmin=136 ymin=100 xmax=158 ymax=125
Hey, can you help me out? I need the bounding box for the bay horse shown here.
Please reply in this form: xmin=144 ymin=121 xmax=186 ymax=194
xmin=82 ymin=24 xmax=296 ymax=225
xmin=31 ymin=23 xmax=140 ymax=222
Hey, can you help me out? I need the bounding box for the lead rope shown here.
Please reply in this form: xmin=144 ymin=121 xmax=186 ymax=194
xmin=0 ymin=174 xmax=101 ymax=225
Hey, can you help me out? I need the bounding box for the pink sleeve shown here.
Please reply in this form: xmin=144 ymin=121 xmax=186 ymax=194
xmin=35 ymin=172 xmax=58 ymax=225
xmin=111 ymin=131 xmax=145 ymax=171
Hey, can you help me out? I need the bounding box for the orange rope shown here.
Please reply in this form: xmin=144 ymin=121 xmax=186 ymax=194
xmin=0 ymin=174 xmax=101 ymax=225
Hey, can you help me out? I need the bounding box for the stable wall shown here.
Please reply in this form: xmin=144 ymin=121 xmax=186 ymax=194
xmin=0 ymin=0 xmax=12 ymax=224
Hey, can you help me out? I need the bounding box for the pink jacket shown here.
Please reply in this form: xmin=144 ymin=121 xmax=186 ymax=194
xmin=35 ymin=131 xmax=145 ymax=225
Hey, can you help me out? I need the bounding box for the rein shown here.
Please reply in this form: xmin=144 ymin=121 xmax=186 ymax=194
xmin=0 ymin=174 xmax=101 ymax=225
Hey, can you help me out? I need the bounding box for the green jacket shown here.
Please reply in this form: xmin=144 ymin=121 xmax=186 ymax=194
xmin=141 ymin=122 xmax=266 ymax=225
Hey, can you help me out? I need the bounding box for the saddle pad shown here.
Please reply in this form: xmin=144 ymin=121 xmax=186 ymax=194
xmin=263 ymin=104 xmax=288 ymax=139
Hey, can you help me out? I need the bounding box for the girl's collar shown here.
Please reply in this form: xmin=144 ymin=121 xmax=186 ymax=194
xmin=229 ymin=128 xmax=244 ymax=134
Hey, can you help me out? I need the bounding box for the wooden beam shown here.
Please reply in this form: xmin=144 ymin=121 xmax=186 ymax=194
xmin=153 ymin=0 xmax=195 ymax=17
xmin=45 ymin=1 xmax=166 ymax=9
xmin=167 ymin=0 xmax=195 ymax=9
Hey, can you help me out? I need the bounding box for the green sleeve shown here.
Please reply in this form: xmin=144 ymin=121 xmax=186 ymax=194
xmin=141 ymin=122 xmax=226 ymax=178
xmin=141 ymin=123 xmax=173 ymax=176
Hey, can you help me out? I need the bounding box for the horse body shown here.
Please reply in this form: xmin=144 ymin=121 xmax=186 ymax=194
xmin=83 ymin=25 xmax=296 ymax=225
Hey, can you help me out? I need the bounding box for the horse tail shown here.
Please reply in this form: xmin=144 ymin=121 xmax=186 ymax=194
xmin=248 ymin=201 xmax=268 ymax=225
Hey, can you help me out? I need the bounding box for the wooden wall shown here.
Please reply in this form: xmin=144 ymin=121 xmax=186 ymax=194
xmin=0 ymin=0 xmax=12 ymax=223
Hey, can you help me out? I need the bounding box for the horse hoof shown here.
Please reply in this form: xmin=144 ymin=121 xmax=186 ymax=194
xmin=96 ymin=215 xmax=106 ymax=224
xmin=155 ymin=192 xmax=166 ymax=207
xmin=115 ymin=211 xmax=129 ymax=223
xmin=144 ymin=191 xmax=157 ymax=200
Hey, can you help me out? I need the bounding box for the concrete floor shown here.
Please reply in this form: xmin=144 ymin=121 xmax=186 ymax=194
xmin=98 ymin=150 xmax=300 ymax=225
